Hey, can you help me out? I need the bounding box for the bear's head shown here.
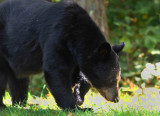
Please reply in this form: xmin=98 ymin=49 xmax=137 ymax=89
xmin=81 ymin=42 xmax=125 ymax=103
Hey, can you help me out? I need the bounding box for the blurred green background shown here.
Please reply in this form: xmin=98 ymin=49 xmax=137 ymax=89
xmin=107 ymin=0 xmax=160 ymax=90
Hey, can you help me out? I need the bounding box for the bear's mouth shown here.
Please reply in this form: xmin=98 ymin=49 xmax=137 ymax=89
xmin=105 ymin=96 xmax=119 ymax=103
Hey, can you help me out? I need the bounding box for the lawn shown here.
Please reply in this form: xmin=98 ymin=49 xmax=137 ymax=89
xmin=1 ymin=88 xmax=160 ymax=116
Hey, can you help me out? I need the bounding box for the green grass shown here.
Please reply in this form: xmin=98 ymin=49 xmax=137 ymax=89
xmin=0 ymin=106 xmax=159 ymax=116
xmin=1 ymin=88 xmax=160 ymax=116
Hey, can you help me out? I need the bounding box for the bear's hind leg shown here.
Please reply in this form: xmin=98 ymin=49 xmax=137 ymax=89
xmin=0 ymin=55 xmax=13 ymax=108
xmin=8 ymin=77 xmax=29 ymax=106
xmin=0 ymin=74 xmax=8 ymax=108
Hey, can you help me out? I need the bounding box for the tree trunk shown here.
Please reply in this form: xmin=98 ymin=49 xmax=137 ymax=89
xmin=70 ymin=0 xmax=110 ymax=40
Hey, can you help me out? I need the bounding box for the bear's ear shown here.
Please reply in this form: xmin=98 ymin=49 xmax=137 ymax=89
xmin=88 ymin=43 xmax=111 ymax=59
xmin=112 ymin=42 xmax=125 ymax=54
xmin=98 ymin=43 xmax=111 ymax=55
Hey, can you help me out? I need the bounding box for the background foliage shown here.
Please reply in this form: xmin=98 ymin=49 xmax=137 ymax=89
xmin=107 ymin=0 xmax=160 ymax=88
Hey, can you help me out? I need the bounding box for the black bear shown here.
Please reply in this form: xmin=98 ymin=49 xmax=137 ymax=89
xmin=0 ymin=0 xmax=124 ymax=110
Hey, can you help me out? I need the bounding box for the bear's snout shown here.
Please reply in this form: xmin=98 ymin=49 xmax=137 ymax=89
xmin=104 ymin=94 xmax=119 ymax=103
xmin=98 ymin=86 xmax=119 ymax=103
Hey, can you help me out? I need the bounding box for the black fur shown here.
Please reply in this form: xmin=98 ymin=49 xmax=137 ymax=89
xmin=0 ymin=0 xmax=124 ymax=110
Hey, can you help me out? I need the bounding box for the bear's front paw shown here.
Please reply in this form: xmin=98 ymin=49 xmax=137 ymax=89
xmin=75 ymin=94 xmax=84 ymax=106
xmin=78 ymin=107 xmax=93 ymax=112
xmin=73 ymin=85 xmax=84 ymax=106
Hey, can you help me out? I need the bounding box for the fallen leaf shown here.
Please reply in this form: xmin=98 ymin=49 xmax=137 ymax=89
xmin=66 ymin=112 xmax=73 ymax=116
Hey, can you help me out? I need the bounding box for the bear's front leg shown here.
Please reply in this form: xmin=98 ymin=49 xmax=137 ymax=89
xmin=44 ymin=69 xmax=77 ymax=110
xmin=44 ymin=64 xmax=92 ymax=111
xmin=42 ymin=41 xmax=92 ymax=111
xmin=43 ymin=50 xmax=79 ymax=110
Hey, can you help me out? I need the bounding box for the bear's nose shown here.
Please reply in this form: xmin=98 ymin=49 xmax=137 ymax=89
xmin=113 ymin=97 xmax=119 ymax=103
